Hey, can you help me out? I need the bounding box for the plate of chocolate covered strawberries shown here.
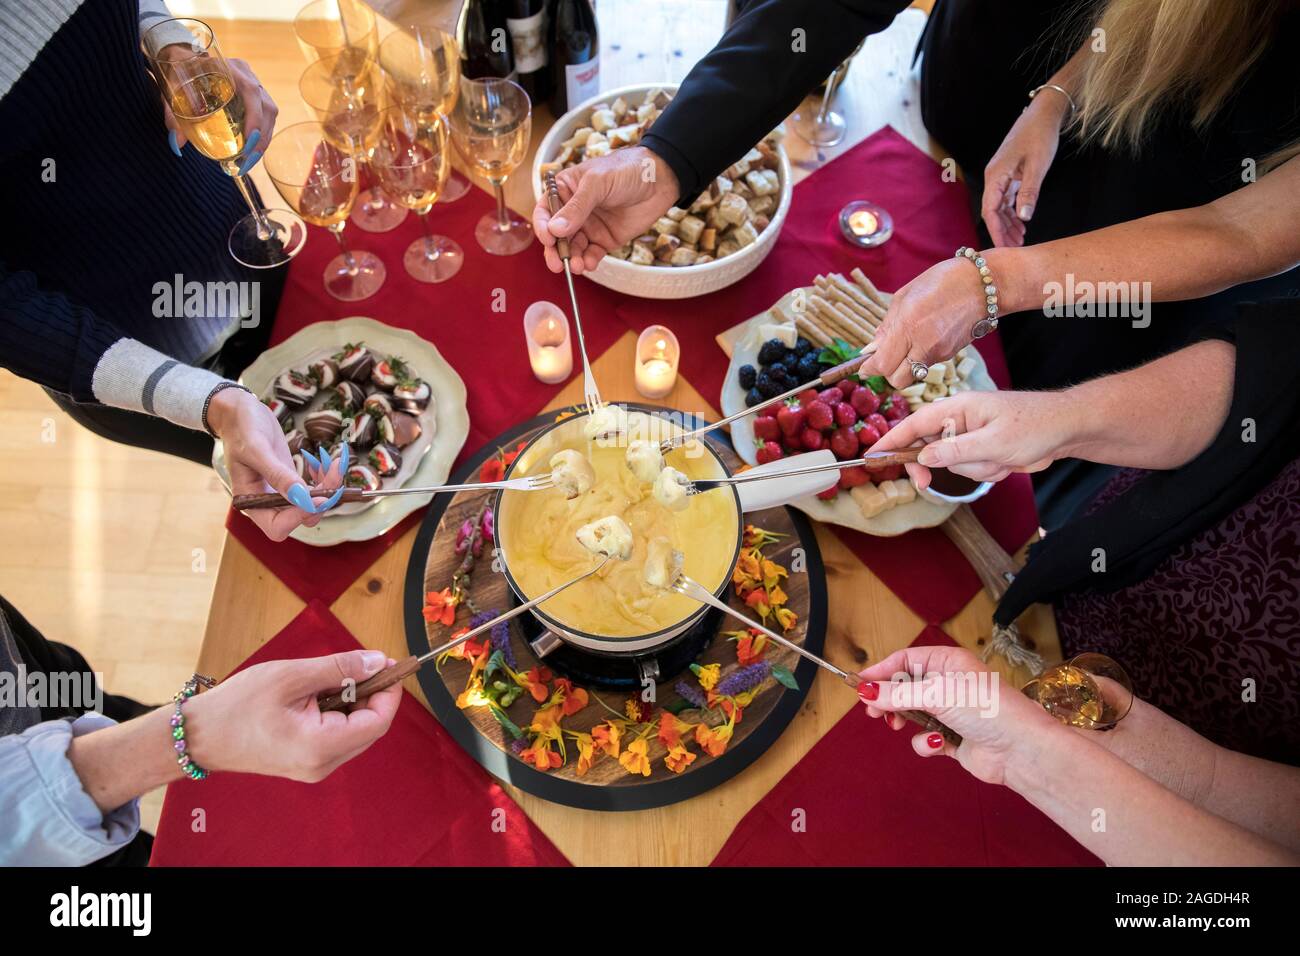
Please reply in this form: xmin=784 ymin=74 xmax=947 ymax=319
xmin=213 ymin=317 xmax=469 ymax=546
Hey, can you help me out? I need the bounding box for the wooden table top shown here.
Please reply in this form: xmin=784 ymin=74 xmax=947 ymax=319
xmin=203 ymin=1 xmax=1060 ymax=866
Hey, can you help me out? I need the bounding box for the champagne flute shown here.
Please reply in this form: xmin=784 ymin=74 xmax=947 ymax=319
xmin=143 ymin=17 xmax=307 ymax=268
xmin=299 ymin=51 xmax=405 ymax=233
xmin=1021 ymin=653 xmax=1135 ymax=730
xmin=293 ymin=0 xmax=377 ymax=68
xmin=378 ymin=23 xmax=472 ymax=204
xmin=372 ymin=107 xmax=464 ymax=283
xmin=449 ymin=77 xmax=534 ymax=255
xmin=263 ymin=121 xmax=386 ymax=301
xmin=791 ymin=39 xmax=863 ymax=147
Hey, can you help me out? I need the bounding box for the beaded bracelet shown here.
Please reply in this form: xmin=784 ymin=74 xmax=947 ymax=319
xmin=200 ymin=381 xmax=253 ymax=438
xmin=955 ymin=246 xmax=1000 ymax=339
xmin=170 ymin=674 xmax=216 ymax=781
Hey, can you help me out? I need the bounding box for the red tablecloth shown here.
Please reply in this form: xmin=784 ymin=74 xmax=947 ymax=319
xmin=151 ymin=601 xmax=569 ymax=866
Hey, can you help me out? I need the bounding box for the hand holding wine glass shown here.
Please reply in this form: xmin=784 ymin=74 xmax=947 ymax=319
xmin=449 ymin=77 xmax=534 ymax=255
xmin=143 ymin=17 xmax=306 ymax=268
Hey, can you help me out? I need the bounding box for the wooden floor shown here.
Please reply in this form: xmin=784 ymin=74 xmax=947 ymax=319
xmin=0 ymin=2 xmax=933 ymax=837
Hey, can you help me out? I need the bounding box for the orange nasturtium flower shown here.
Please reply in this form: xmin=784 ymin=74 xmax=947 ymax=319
xmin=502 ymin=440 xmax=527 ymax=466
xmin=732 ymin=551 xmax=763 ymax=594
xmin=517 ymin=665 xmax=553 ymax=703
xmin=664 ymin=744 xmax=697 ymax=774
xmin=695 ymin=721 xmax=735 ymax=757
xmin=657 ymin=711 xmax=694 ymax=750
xmin=735 ymin=630 xmax=768 ymax=664
xmin=573 ymin=732 xmax=597 ymax=776
xmin=619 ymin=737 xmax=652 ymax=777
xmin=422 ymin=588 xmax=459 ymax=627
xmin=456 ymin=680 xmax=490 ymax=710
xmin=520 ymin=740 xmax=562 ymax=771
xmin=479 ymin=457 xmax=506 ymax=483
xmin=592 ymin=721 xmax=621 ymax=758
xmin=774 ymin=605 xmax=798 ymax=632
xmin=554 ymin=677 xmax=589 ymax=717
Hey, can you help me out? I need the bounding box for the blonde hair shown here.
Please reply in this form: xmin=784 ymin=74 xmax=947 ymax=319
xmin=1071 ymin=0 xmax=1300 ymax=171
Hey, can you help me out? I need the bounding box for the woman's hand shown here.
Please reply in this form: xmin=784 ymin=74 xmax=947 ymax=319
xmin=162 ymin=57 xmax=277 ymax=175
xmin=532 ymin=146 xmax=680 ymax=275
xmin=183 ymin=650 xmax=402 ymax=783
xmin=981 ymin=90 xmax=1068 ymax=247
xmin=207 ymin=387 xmax=345 ymax=541
xmin=868 ymin=389 xmax=1076 ymax=488
xmin=859 ymin=256 xmax=1005 ymax=388
xmin=857 ymin=645 xmax=1062 ymax=786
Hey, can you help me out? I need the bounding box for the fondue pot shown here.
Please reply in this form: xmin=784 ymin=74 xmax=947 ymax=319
xmin=494 ymin=405 xmax=744 ymax=661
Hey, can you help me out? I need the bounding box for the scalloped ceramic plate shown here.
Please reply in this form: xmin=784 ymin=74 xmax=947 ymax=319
xmin=719 ymin=291 xmax=997 ymax=537
xmin=213 ymin=317 xmax=470 ymax=546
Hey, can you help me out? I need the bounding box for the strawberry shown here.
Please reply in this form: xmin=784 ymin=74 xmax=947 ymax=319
xmin=797 ymin=388 xmax=820 ymax=407
xmin=838 ymin=378 xmax=858 ymax=397
xmin=872 ymin=464 xmax=904 ymax=483
xmin=805 ymin=400 xmax=834 ymax=431
xmin=816 ymin=485 xmax=840 ymax=501
xmin=818 ymin=387 xmax=843 ymax=407
xmin=838 ymin=465 xmax=869 ymax=489
xmin=850 ymin=385 xmax=880 ymax=417
xmin=800 ymin=427 xmax=826 ymax=451
xmin=834 ymin=401 xmax=859 ymax=427
xmin=855 ymin=421 xmax=882 ymax=448
xmin=866 ymin=412 xmax=890 ymax=436
xmin=883 ymin=396 xmax=910 ymax=421
xmin=753 ymin=414 xmax=781 ymax=442
xmin=830 ymin=426 xmax=859 ymax=460
xmin=776 ymin=400 xmax=806 ymax=438
xmin=755 ymin=440 xmax=783 ymax=465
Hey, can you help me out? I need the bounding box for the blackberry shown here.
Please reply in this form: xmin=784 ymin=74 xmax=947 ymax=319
xmin=794 ymin=337 xmax=815 ymax=356
xmin=796 ymin=354 xmax=823 ymax=382
xmin=757 ymin=338 xmax=790 ymax=365
xmin=745 ymin=387 xmax=765 ymax=407
xmin=737 ymin=363 xmax=757 ymax=390
xmin=757 ymin=377 xmax=784 ymax=399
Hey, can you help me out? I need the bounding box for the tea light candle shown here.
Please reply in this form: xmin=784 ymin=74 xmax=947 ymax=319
xmin=523 ymin=301 xmax=573 ymax=385
xmin=839 ymin=199 xmax=893 ymax=248
xmin=635 ymin=325 xmax=679 ymax=400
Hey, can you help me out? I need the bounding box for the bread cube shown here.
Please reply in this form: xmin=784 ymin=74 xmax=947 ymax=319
xmin=665 ymin=206 xmax=688 ymax=222
xmin=748 ymin=194 xmax=776 ymax=217
xmin=698 ymin=227 xmax=718 ymax=253
xmin=676 ymin=215 xmax=705 ymax=245
xmin=730 ymin=221 xmax=759 ymax=248
xmin=651 ymin=217 xmax=679 ymax=236
xmin=669 ymin=246 xmax=698 ymax=267
xmin=590 ymin=108 xmax=617 ymax=132
xmin=629 ymin=243 xmax=654 ymax=265
xmin=717 ymin=237 xmax=741 ymax=258
xmin=745 ymin=168 xmax=780 ymax=196
xmin=653 ymin=233 xmax=681 ymax=261
xmin=717 ymin=192 xmax=750 ymax=226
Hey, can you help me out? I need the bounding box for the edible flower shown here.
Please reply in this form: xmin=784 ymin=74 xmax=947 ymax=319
xmin=690 ymin=662 xmax=720 ymax=691
xmin=520 ymin=739 xmax=562 ymax=771
xmin=695 ymin=720 xmax=734 ymax=757
xmin=619 ymin=737 xmax=652 ymax=777
xmin=664 ymin=744 xmax=697 ymax=774
xmin=517 ymin=665 xmax=553 ymax=703
xmin=422 ymin=587 xmax=459 ymax=627
xmin=554 ymin=677 xmax=589 ymax=717
xmin=592 ymin=721 xmax=621 ymax=758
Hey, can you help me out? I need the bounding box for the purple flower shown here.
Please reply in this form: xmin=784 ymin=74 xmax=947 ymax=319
xmin=480 ymin=507 xmax=495 ymax=543
xmin=716 ymin=662 xmax=771 ymax=697
xmin=509 ymin=737 xmax=528 ymax=755
xmin=674 ymin=680 xmax=707 ymax=709
xmin=491 ymin=619 xmax=515 ymax=669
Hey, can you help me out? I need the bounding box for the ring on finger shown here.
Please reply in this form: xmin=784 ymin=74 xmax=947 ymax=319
xmin=909 ymin=360 xmax=929 ymax=382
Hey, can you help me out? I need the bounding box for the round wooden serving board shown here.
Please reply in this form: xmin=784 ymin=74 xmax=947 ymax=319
xmin=403 ymin=407 xmax=827 ymax=811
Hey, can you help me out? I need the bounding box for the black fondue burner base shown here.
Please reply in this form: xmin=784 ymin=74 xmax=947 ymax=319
xmin=510 ymin=601 xmax=724 ymax=689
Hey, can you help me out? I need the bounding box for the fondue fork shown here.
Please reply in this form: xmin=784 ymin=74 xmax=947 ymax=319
xmin=659 ymin=351 xmax=872 ymax=453
xmin=232 ymin=472 xmax=557 ymax=511
xmin=316 ymin=556 xmax=614 ymax=712
xmin=680 ymin=448 xmax=921 ymax=497
xmin=544 ymin=171 xmax=602 ymax=416
xmin=667 ymin=572 xmax=962 ymax=746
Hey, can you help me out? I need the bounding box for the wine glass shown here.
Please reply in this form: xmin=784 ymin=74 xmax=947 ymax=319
xmin=263 ymin=121 xmax=386 ymax=301
xmin=449 ymin=77 xmax=534 ymax=255
xmin=293 ymin=0 xmax=377 ymax=67
xmin=372 ymin=106 xmax=464 ymax=283
xmin=378 ymin=23 xmax=472 ymax=204
xmin=1021 ymin=653 xmax=1135 ymax=730
xmin=142 ymin=17 xmax=307 ymax=268
xmin=791 ymin=40 xmax=863 ymax=147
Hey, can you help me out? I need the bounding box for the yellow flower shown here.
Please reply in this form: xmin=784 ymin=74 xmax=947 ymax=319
xmin=664 ymin=744 xmax=696 ymax=774
xmin=694 ymin=663 xmax=720 ymax=691
xmin=574 ymin=733 xmax=596 ymax=776
xmin=592 ymin=721 xmax=621 ymax=758
xmin=618 ymin=737 xmax=652 ymax=777
xmin=695 ymin=721 xmax=734 ymax=757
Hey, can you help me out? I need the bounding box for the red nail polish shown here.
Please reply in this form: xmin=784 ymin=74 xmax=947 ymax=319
xmin=857 ymin=681 xmax=879 ymax=701
xmin=927 ymin=733 xmax=944 ymax=749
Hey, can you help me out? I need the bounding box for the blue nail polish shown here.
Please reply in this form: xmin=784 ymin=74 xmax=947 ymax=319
xmin=285 ymin=483 xmax=314 ymax=512
xmin=338 ymin=443 xmax=350 ymax=475
xmin=318 ymin=446 xmax=332 ymax=474
xmin=168 ymin=130 xmax=182 ymax=157
xmin=243 ymin=129 xmax=261 ymax=154
xmin=315 ymin=487 xmax=344 ymax=513
xmin=301 ymin=448 xmax=320 ymax=471
xmin=237 ymin=149 xmax=262 ymax=176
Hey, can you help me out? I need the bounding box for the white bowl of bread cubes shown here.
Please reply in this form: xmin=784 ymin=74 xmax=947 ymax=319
xmin=532 ymin=83 xmax=793 ymax=300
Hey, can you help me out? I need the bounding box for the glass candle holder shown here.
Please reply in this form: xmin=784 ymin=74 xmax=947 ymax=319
xmin=839 ymin=199 xmax=893 ymax=247
xmin=523 ymin=301 xmax=572 ymax=384
xmin=635 ymin=325 xmax=680 ymax=400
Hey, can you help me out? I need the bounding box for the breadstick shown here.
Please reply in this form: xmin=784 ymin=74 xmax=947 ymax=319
xmin=810 ymin=295 xmax=866 ymax=346
xmin=829 ymin=273 xmax=887 ymax=321
xmin=793 ymin=312 xmax=832 ymax=348
xmin=824 ymin=284 xmax=881 ymax=330
xmin=828 ymin=298 xmax=876 ymax=344
xmin=850 ymin=268 xmax=890 ymax=309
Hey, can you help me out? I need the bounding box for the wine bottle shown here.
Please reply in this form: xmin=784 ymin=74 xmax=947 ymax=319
xmin=548 ymin=0 xmax=599 ymax=116
xmin=457 ymin=0 xmax=516 ymax=81
xmin=505 ymin=0 xmax=551 ymax=103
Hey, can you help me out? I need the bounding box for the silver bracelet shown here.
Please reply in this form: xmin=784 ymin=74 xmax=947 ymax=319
xmin=201 ymin=381 xmax=252 ymax=437
xmin=955 ymin=246 xmax=999 ymax=339
xmin=1028 ymin=83 xmax=1077 ymax=119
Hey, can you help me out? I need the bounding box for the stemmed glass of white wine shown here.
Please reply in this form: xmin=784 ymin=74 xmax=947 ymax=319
xmin=143 ymin=18 xmax=306 ymax=268
xmin=1022 ymin=653 xmax=1135 ymax=730
xmin=449 ymin=77 xmax=533 ymax=255
xmin=263 ymin=121 xmax=386 ymax=301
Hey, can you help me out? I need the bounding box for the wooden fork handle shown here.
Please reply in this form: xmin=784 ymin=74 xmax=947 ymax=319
xmin=543 ymin=172 xmax=572 ymax=262
xmin=317 ymin=655 xmax=421 ymax=712
xmin=818 ymin=354 xmax=869 ymax=386
xmin=232 ymin=488 xmax=365 ymax=511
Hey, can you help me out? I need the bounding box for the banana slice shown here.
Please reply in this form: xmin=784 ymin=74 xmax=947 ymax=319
xmin=643 ymin=536 xmax=685 ymax=590
xmin=575 ymin=515 xmax=634 ymax=560
xmin=652 ymin=466 xmax=692 ymax=513
xmin=625 ymin=439 xmax=665 ymax=484
xmin=549 ymin=449 xmax=596 ymax=499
